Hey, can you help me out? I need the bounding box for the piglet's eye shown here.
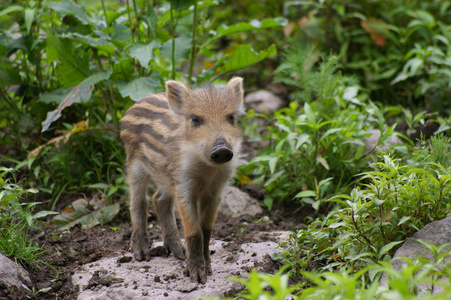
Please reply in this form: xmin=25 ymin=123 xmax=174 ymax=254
xmin=227 ymin=114 xmax=236 ymax=125
xmin=191 ymin=115 xmax=203 ymax=127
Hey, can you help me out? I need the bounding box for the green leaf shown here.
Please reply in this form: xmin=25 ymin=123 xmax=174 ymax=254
xmin=341 ymin=86 xmax=359 ymax=102
xmin=328 ymin=222 xmax=346 ymax=229
xmin=112 ymin=23 xmax=131 ymax=42
xmin=89 ymin=183 xmax=109 ymax=190
xmin=405 ymin=168 xmax=440 ymax=185
xmin=295 ymin=190 xmax=317 ymax=199
xmin=112 ymin=58 xmax=134 ymax=81
xmin=117 ymin=73 xmax=161 ymax=102
xmin=129 ymin=41 xmax=160 ymax=67
xmin=0 ymin=5 xmax=24 ymax=17
xmin=58 ymin=203 xmax=120 ymax=231
xmin=46 ymin=35 xmax=90 ymax=87
xmin=222 ymin=44 xmax=277 ymax=73
xmin=398 ymin=216 xmax=411 ymax=226
xmin=41 ymin=71 xmax=112 ymax=132
xmin=0 ymin=68 xmax=21 ymax=87
xmin=55 ymin=55 xmax=90 ymax=88
xmin=379 ymin=241 xmax=404 ymax=257
xmin=24 ymin=7 xmax=35 ymax=34
xmin=317 ymin=157 xmax=330 ymax=170
xmin=320 ymin=128 xmax=344 ymax=141
xmin=250 ymin=155 xmax=276 ymax=163
xmin=141 ymin=4 xmax=158 ymax=35
xmin=263 ymin=196 xmax=273 ymax=210
xmin=205 ymin=18 xmax=287 ymax=45
xmin=46 ymin=0 xmax=92 ymax=24
xmin=46 ymin=35 xmax=67 ymax=63
xmin=168 ymin=0 xmax=195 ymax=11
xmin=160 ymin=34 xmax=192 ymax=65
xmin=38 ymin=89 xmax=70 ymax=104
xmin=295 ymin=134 xmax=310 ymax=149
xmin=32 ymin=210 xmax=58 ymax=220
xmin=269 ymin=156 xmax=279 ymax=174
xmin=62 ymin=33 xmax=115 ymax=55
xmin=303 ymin=102 xmax=316 ymax=125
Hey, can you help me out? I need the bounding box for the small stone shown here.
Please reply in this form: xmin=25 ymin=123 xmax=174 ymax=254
xmin=0 ymin=253 xmax=32 ymax=289
xmin=219 ymin=186 xmax=262 ymax=218
xmin=176 ymin=282 xmax=198 ymax=293
xmin=244 ymin=90 xmax=285 ymax=114
xmin=117 ymin=256 xmax=133 ymax=263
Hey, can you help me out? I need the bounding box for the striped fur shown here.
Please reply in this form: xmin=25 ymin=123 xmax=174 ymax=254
xmin=120 ymin=77 xmax=245 ymax=284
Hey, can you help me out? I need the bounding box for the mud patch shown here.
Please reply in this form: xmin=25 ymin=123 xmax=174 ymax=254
xmin=72 ymin=239 xmax=285 ymax=299
xmin=4 ymin=195 xmax=306 ymax=299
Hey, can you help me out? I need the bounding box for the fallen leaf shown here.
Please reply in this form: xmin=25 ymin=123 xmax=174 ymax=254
xmin=361 ymin=18 xmax=387 ymax=46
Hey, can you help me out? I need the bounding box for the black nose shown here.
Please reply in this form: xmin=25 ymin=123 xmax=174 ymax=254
xmin=211 ymin=141 xmax=233 ymax=163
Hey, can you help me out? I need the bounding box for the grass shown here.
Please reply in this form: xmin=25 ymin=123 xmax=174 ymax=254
xmin=0 ymin=167 xmax=55 ymax=268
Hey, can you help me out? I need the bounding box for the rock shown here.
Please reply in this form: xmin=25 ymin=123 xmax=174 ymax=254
xmin=218 ymin=186 xmax=263 ymax=218
xmin=363 ymin=129 xmax=402 ymax=153
xmin=380 ymin=216 xmax=451 ymax=295
xmin=244 ymin=90 xmax=285 ymax=114
xmin=0 ymin=253 xmax=32 ymax=290
xmin=72 ymin=238 xmax=285 ymax=300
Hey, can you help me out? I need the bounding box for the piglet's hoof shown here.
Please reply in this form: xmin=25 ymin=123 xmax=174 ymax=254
xmin=132 ymin=235 xmax=151 ymax=261
xmin=186 ymin=265 xmax=207 ymax=284
xmin=164 ymin=237 xmax=186 ymax=260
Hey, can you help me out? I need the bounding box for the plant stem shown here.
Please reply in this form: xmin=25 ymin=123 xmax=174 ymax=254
xmin=170 ymin=2 xmax=176 ymax=80
xmin=35 ymin=0 xmax=44 ymax=93
xmin=188 ymin=0 xmax=198 ymax=85
xmin=108 ymin=84 xmax=119 ymax=130
xmin=415 ymin=184 xmax=422 ymax=219
xmin=351 ymin=210 xmax=375 ymax=249
xmin=126 ymin=0 xmax=134 ymax=43
xmin=132 ymin=0 xmax=139 ymax=42
xmin=100 ymin=0 xmax=109 ymax=31
xmin=0 ymin=89 xmax=20 ymax=120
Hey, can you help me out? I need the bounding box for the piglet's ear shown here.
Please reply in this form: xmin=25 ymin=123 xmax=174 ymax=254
xmin=225 ymin=77 xmax=244 ymax=113
xmin=166 ymin=80 xmax=189 ymax=115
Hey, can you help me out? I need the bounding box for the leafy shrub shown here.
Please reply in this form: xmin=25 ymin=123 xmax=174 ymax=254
xmin=283 ymin=134 xmax=451 ymax=274
xmin=242 ymin=48 xmax=400 ymax=210
xmin=283 ymin=0 xmax=451 ymax=109
xmin=0 ymin=167 xmax=56 ymax=268
xmin=213 ymin=240 xmax=451 ymax=300
xmin=24 ymin=125 xmax=127 ymax=209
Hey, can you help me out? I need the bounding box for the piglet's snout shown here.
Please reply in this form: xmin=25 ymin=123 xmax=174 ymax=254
xmin=210 ymin=139 xmax=233 ymax=163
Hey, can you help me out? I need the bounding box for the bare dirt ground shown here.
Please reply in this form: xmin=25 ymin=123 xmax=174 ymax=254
xmin=2 ymin=194 xmax=310 ymax=299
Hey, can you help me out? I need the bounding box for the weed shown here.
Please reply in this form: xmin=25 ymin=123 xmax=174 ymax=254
xmin=243 ymin=48 xmax=400 ymax=210
xmin=283 ymin=134 xmax=451 ymax=275
xmin=283 ymin=0 xmax=451 ymax=109
xmin=212 ymin=240 xmax=451 ymax=300
xmin=0 ymin=167 xmax=56 ymax=268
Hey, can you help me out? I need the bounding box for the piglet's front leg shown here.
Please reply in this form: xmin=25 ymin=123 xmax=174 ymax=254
xmin=177 ymin=200 xmax=209 ymax=284
xmin=186 ymin=233 xmax=207 ymax=284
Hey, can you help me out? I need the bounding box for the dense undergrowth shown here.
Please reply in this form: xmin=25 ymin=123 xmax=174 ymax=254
xmin=1 ymin=0 xmax=451 ymax=299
